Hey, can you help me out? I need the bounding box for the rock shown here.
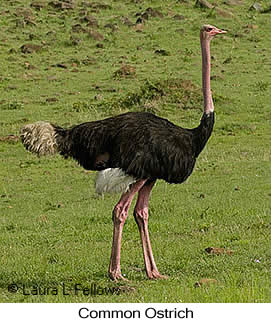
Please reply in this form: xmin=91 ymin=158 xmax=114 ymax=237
xmin=113 ymin=64 xmax=136 ymax=79
xmin=135 ymin=7 xmax=163 ymax=21
xmin=81 ymin=15 xmax=99 ymax=28
xmin=61 ymin=2 xmax=75 ymax=10
xmin=14 ymin=8 xmax=36 ymax=26
xmin=154 ymin=49 xmax=170 ymax=56
xmin=195 ymin=0 xmax=234 ymax=17
xmin=195 ymin=0 xmax=213 ymax=9
xmin=249 ymin=2 xmax=263 ymax=12
xmin=46 ymin=97 xmax=58 ymax=103
xmin=48 ymin=1 xmax=75 ymax=10
xmin=55 ymin=63 xmax=68 ymax=69
xmin=48 ymin=1 xmax=58 ymax=8
xmin=25 ymin=16 xmax=36 ymax=25
xmin=72 ymin=24 xmax=87 ymax=33
xmin=15 ymin=7 xmax=33 ymax=18
xmin=145 ymin=7 xmax=164 ymax=18
xmin=223 ymin=0 xmax=243 ymax=6
xmin=30 ymin=1 xmax=47 ymax=10
xmin=81 ymin=57 xmax=97 ymax=65
xmin=173 ymin=14 xmax=185 ymax=20
xmin=20 ymin=44 xmax=42 ymax=54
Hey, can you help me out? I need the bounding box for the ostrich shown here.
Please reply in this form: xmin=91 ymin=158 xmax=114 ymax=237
xmin=20 ymin=25 xmax=226 ymax=281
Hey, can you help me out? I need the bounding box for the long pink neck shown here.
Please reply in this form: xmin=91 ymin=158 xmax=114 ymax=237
xmin=200 ymin=36 xmax=214 ymax=115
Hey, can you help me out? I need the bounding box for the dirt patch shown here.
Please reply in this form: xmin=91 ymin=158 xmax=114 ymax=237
xmin=136 ymin=7 xmax=164 ymax=20
xmin=205 ymin=247 xmax=234 ymax=255
xmin=72 ymin=23 xmax=86 ymax=33
xmin=0 ymin=135 xmax=20 ymax=143
xmin=81 ymin=15 xmax=99 ymax=28
xmin=14 ymin=7 xmax=36 ymax=26
xmin=30 ymin=1 xmax=47 ymax=10
xmin=195 ymin=278 xmax=218 ymax=287
xmin=20 ymin=43 xmax=43 ymax=54
xmin=81 ymin=1 xmax=112 ymax=10
xmin=113 ymin=64 xmax=136 ymax=79
xmin=46 ymin=97 xmax=59 ymax=103
xmin=87 ymin=30 xmax=104 ymax=41
xmin=15 ymin=7 xmax=34 ymax=18
xmin=48 ymin=1 xmax=76 ymax=10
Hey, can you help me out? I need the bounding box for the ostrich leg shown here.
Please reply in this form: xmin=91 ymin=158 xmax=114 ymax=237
xmin=109 ymin=179 xmax=147 ymax=281
xmin=133 ymin=181 xmax=167 ymax=279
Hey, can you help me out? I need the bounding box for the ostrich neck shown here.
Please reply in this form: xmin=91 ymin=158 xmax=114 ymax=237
xmin=201 ymin=37 xmax=214 ymax=115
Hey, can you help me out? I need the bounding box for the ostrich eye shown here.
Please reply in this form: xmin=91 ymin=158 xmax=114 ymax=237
xmin=207 ymin=27 xmax=213 ymax=32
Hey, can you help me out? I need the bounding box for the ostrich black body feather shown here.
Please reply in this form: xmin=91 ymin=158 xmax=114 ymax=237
xmin=56 ymin=111 xmax=214 ymax=184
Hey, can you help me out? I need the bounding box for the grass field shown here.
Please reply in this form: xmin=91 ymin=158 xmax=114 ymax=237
xmin=0 ymin=0 xmax=270 ymax=303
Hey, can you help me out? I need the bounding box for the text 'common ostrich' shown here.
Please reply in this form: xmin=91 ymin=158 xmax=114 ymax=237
xmin=21 ymin=25 xmax=226 ymax=280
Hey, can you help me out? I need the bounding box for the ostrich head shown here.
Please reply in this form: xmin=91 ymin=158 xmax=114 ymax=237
xmin=200 ymin=24 xmax=227 ymax=41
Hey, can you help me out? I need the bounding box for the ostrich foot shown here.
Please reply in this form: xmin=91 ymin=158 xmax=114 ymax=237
xmin=147 ymin=269 xmax=168 ymax=280
xmin=109 ymin=270 xmax=128 ymax=282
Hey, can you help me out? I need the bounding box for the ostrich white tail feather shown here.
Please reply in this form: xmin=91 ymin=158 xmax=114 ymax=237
xmin=95 ymin=168 xmax=136 ymax=195
xmin=20 ymin=122 xmax=58 ymax=156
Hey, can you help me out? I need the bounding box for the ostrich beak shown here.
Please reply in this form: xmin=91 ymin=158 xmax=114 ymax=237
xmin=215 ymin=28 xmax=227 ymax=35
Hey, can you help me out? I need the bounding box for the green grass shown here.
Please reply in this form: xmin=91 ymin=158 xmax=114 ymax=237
xmin=0 ymin=0 xmax=271 ymax=303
